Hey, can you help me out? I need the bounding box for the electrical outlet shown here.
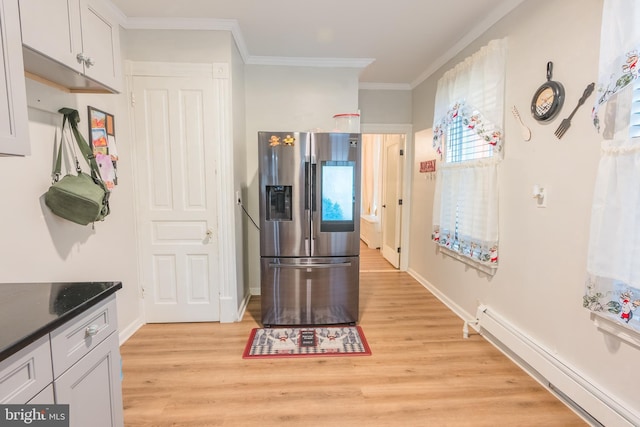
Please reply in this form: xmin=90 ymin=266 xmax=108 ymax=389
xmin=235 ymin=190 xmax=242 ymax=205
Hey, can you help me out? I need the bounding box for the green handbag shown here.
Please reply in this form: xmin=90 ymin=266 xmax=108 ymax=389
xmin=44 ymin=108 xmax=110 ymax=225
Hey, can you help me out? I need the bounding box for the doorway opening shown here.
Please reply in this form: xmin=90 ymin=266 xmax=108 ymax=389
xmin=360 ymin=130 xmax=410 ymax=270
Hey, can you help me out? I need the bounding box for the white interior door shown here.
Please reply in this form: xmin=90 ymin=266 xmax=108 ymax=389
xmin=132 ymin=73 xmax=220 ymax=322
xmin=381 ymin=135 xmax=404 ymax=268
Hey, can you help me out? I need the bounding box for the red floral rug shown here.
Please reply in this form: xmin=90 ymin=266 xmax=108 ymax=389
xmin=242 ymin=326 xmax=371 ymax=359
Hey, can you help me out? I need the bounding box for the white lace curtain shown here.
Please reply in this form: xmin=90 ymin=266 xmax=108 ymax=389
xmin=584 ymin=0 xmax=640 ymax=334
xmin=432 ymin=39 xmax=506 ymax=268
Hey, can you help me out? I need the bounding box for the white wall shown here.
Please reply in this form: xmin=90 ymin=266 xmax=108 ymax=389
xmin=123 ymin=29 xmax=231 ymax=63
xmin=359 ymin=89 xmax=412 ymax=124
xmin=0 ymin=78 xmax=141 ymax=340
xmin=244 ymin=65 xmax=360 ymax=293
xmin=409 ymin=0 xmax=639 ymax=423
xmin=231 ymin=40 xmax=249 ymax=310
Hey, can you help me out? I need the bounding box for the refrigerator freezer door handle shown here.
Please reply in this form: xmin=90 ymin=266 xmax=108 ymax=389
xmin=268 ymin=262 xmax=352 ymax=269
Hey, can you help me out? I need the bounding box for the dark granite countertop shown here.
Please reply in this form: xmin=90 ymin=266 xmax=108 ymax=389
xmin=0 ymin=282 xmax=122 ymax=361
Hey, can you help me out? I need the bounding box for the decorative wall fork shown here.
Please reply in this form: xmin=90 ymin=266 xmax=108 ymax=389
xmin=554 ymin=82 xmax=595 ymax=139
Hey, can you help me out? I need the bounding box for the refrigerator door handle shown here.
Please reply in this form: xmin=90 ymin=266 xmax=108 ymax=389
xmin=268 ymin=262 xmax=352 ymax=269
xmin=304 ymin=161 xmax=310 ymax=211
xmin=311 ymin=163 xmax=317 ymax=212
xmin=304 ymin=161 xmax=311 ymax=256
xmin=310 ymin=162 xmax=317 ymax=256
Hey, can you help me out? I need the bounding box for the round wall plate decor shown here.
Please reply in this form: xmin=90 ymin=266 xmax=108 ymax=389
xmin=531 ymin=61 xmax=565 ymax=122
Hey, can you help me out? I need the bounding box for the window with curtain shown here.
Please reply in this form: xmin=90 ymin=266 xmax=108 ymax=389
xmin=584 ymin=0 xmax=640 ymax=337
xmin=431 ymin=39 xmax=506 ymax=272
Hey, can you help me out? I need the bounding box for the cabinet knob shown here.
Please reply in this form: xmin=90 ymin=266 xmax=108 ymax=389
xmin=86 ymin=324 xmax=99 ymax=336
xmin=75 ymin=53 xmax=95 ymax=68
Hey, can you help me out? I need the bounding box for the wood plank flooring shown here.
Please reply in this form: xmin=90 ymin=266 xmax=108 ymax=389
xmin=120 ymin=243 xmax=585 ymax=426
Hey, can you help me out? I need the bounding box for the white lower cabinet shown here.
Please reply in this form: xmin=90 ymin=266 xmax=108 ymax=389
xmin=54 ymin=332 xmax=123 ymax=427
xmin=27 ymin=384 xmax=54 ymax=404
xmin=0 ymin=335 xmax=53 ymax=404
xmin=0 ymin=295 xmax=123 ymax=426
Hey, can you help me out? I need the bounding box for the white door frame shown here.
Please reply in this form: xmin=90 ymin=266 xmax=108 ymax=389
xmin=126 ymin=61 xmax=240 ymax=323
xmin=361 ymin=124 xmax=413 ymax=272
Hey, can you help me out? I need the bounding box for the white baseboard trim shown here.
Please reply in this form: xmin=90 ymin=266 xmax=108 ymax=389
xmin=237 ymin=292 xmax=251 ymax=322
xmin=407 ymin=267 xmax=475 ymax=325
xmin=118 ymin=315 xmax=145 ymax=345
xmin=407 ymin=269 xmax=639 ymax=427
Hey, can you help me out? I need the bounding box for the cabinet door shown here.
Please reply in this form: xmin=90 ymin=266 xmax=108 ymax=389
xmin=0 ymin=0 xmax=29 ymax=155
xmin=19 ymin=0 xmax=83 ymax=73
xmin=0 ymin=335 xmax=53 ymax=404
xmin=27 ymin=384 xmax=54 ymax=404
xmin=54 ymin=332 xmax=123 ymax=427
xmin=78 ymin=0 xmax=122 ymax=92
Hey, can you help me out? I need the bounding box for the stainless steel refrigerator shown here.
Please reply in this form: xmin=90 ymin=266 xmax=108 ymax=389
xmin=259 ymin=131 xmax=361 ymax=327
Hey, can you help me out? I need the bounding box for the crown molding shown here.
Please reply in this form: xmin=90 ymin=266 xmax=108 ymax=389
xmin=359 ymin=82 xmax=411 ymax=91
xmin=118 ymin=17 xmax=371 ymax=71
xmin=246 ymin=56 xmax=374 ymax=69
xmin=121 ymin=16 xmax=236 ymax=31
xmin=119 ymin=17 xmax=251 ymax=63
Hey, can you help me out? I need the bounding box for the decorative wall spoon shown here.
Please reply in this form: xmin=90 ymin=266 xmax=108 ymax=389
xmin=512 ymin=106 xmax=532 ymax=141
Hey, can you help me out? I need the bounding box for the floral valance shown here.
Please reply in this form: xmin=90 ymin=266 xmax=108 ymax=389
xmin=592 ymin=47 xmax=640 ymax=131
xmin=432 ymin=101 xmax=504 ymax=156
xmin=585 ymin=279 xmax=640 ymax=334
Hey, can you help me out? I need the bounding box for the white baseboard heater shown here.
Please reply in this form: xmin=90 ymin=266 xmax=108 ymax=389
xmin=471 ymin=305 xmax=639 ymax=427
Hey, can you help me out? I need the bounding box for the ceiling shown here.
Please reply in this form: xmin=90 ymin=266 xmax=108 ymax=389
xmin=108 ymin=0 xmax=525 ymax=89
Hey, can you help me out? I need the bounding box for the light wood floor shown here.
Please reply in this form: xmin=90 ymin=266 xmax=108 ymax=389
xmin=120 ymin=243 xmax=585 ymax=426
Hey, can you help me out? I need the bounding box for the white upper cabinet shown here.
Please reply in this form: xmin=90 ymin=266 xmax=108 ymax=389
xmin=19 ymin=0 xmax=122 ymax=93
xmin=0 ymin=0 xmax=29 ymax=156
xmin=79 ymin=0 xmax=122 ymax=91
xmin=19 ymin=0 xmax=83 ymax=74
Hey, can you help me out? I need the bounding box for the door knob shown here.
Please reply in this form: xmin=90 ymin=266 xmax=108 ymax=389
xmin=382 ymin=204 xmax=387 ymax=208
xmin=206 ymin=228 xmax=214 ymax=239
